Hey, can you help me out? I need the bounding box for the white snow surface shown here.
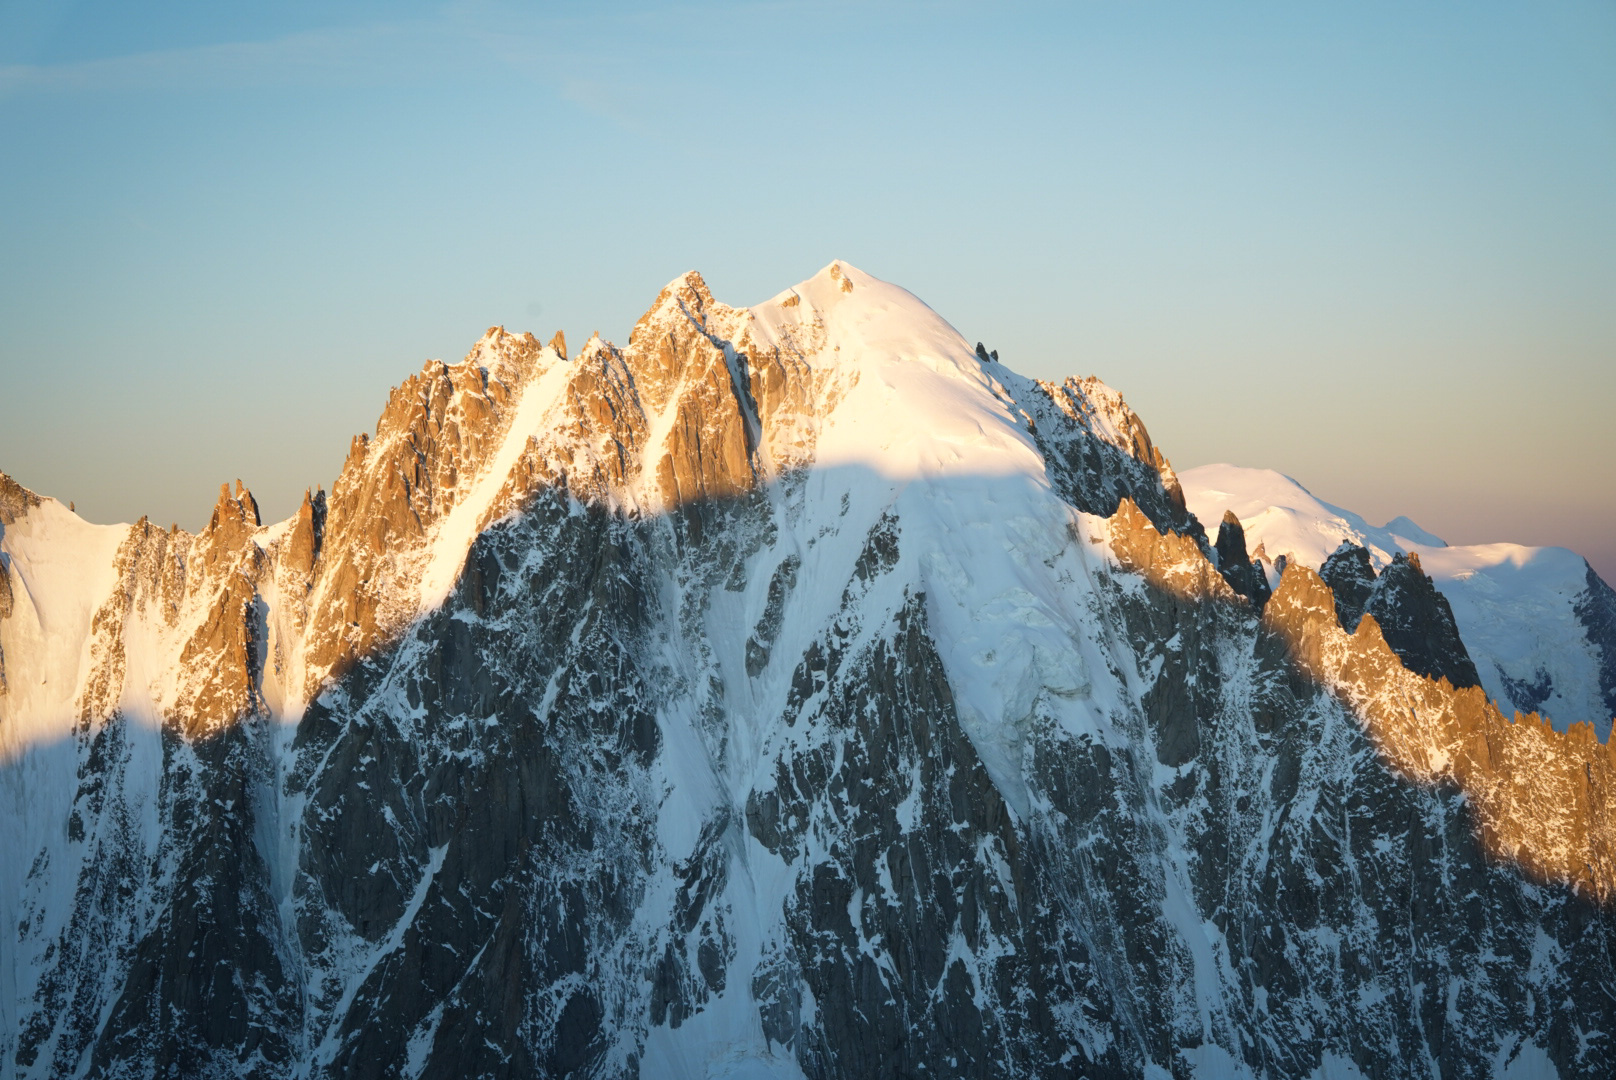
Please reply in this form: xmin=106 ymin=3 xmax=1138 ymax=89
xmin=745 ymin=265 xmax=1113 ymax=815
xmin=1179 ymin=464 xmax=1448 ymax=571
xmin=0 ymin=497 xmax=144 ymax=1049
xmin=1181 ymin=463 xmax=1611 ymax=737
xmin=0 ymin=497 xmax=126 ymax=759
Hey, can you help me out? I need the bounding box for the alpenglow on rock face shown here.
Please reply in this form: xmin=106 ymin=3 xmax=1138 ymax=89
xmin=1 ymin=263 xmax=1613 ymax=1079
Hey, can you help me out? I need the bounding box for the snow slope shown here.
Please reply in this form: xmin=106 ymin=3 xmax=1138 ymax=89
xmin=1177 ymin=464 xmax=1445 ymax=572
xmin=0 ymin=498 xmax=127 ymax=758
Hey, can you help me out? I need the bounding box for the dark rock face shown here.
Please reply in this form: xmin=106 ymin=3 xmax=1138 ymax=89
xmin=1107 ymin=567 xmax=1616 ymax=1080
xmin=1574 ymin=562 xmax=1616 ymax=724
xmin=85 ymin=724 xmax=299 ymax=1077
xmin=291 ymin=489 xmax=667 ymax=1080
xmin=1013 ymin=372 xmax=1205 ymax=544
xmin=1364 ymin=551 xmax=1482 ymax=689
xmin=752 ymin=592 xmax=1052 ymax=1077
xmin=0 ymin=554 xmax=10 ymax=697
xmin=1498 ymin=664 xmax=1556 ymax=716
xmin=1319 ymin=542 xmax=1376 ymax=632
xmin=1213 ymin=511 xmax=1271 ymax=606
xmin=14 ymin=715 xmax=297 ymax=1078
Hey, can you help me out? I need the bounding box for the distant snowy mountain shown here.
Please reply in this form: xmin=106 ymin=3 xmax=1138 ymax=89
xmin=1180 ymin=464 xmax=1449 ymax=569
xmin=1182 ymin=464 xmax=1616 ymax=739
xmin=1 ymin=264 xmax=1612 ymax=1079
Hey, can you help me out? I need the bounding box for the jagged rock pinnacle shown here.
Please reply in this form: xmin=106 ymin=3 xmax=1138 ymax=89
xmin=1319 ymin=542 xmax=1376 ymax=631
xmin=1213 ymin=510 xmax=1269 ymax=604
xmin=1364 ymin=550 xmax=1481 ymax=689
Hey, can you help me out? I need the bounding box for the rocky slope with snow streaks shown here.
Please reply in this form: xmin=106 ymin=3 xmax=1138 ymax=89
xmin=1 ymin=263 xmax=1612 ymax=1079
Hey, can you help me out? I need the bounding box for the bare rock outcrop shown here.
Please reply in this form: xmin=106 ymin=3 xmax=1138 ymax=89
xmin=192 ymin=480 xmax=262 ymax=584
xmin=1363 ymin=550 xmax=1481 ymax=689
xmin=1107 ymin=497 xmax=1234 ymax=603
xmin=1017 ymin=374 xmax=1203 ymax=544
xmin=0 ymin=469 xmax=41 ymax=526
xmin=1264 ymin=562 xmax=1616 ymax=899
xmin=174 ymin=569 xmax=264 ymax=735
xmin=279 ymin=279 xmax=817 ymax=696
xmin=284 ymin=487 xmax=327 ymax=578
xmin=629 ymin=272 xmax=760 ymax=506
xmin=1318 ymin=541 xmax=1376 ymax=631
xmin=301 ymin=327 xmax=548 ymax=685
xmin=1213 ymin=510 xmax=1270 ymax=605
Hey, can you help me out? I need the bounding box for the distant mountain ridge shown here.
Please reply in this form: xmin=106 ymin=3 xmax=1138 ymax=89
xmin=1 ymin=263 xmax=1612 ymax=1079
xmin=1182 ymin=463 xmax=1616 ymax=740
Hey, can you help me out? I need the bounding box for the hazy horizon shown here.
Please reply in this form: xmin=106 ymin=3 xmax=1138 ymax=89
xmin=3 ymin=1 xmax=1612 ymax=580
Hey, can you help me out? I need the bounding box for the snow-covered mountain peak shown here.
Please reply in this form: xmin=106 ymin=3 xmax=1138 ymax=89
xmin=764 ymin=291 xmax=1030 ymax=475
xmin=747 ymin=260 xmax=976 ymax=376
xmin=1384 ymin=515 xmax=1446 ymax=547
xmin=1181 ymin=463 xmax=1442 ymax=571
xmin=4 ymin=271 xmax=1616 ymax=1079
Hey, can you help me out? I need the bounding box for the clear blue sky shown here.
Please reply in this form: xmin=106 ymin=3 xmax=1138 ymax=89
xmin=2 ymin=1 xmax=1613 ymax=578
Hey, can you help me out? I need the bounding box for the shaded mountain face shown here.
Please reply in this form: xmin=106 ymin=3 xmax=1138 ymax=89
xmin=1362 ymin=552 xmax=1481 ymax=690
xmin=1575 ymin=565 xmax=1616 ymax=727
xmin=1 ymin=263 xmax=1613 ymax=1080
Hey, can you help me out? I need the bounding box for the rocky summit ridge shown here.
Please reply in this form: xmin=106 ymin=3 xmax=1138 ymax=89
xmin=1 ymin=262 xmax=1613 ymax=1079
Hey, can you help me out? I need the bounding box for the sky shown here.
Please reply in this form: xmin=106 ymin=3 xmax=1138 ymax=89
xmin=1 ymin=1 xmax=1613 ymax=580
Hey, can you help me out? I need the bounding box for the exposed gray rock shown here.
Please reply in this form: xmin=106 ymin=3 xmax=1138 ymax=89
xmin=1318 ymin=542 xmax=1376 ymax=632
xmin=1574 ymin=561 xmax=1616 ymax=724
xmin=1364 ymin=551 xmax=1482 ymax=689
xmin=1214 ymin=511 xmax=1271 ymax=606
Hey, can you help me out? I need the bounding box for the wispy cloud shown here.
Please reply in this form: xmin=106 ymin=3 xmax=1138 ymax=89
xmin=0 ymin=1 xmax=838 ymax=99
xmin=0 ymin=19 xmax=503 ymax=96
xmin=0 ymin=11 xmax=704 ymax=150
xmin=0 ymin=0 xmax=846 ymax=147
